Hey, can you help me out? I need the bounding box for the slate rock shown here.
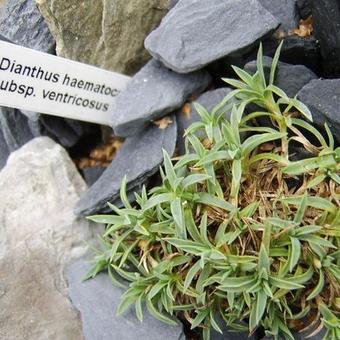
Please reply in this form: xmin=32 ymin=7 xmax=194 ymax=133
xmin=67 ymin=260 xmax=184 ymax=340
xmin=75 ymin=117 xmax=177 ymax=216
xmin=20 ymin=109 xmax=40 ymax=122
xmin=259 ymin=0 xmax=299 ymax=32
xmin=0 ymin=129 xmax=9 ymax=169
xmin=244 ymin=56 xmax=317 ymax=97
xmin=0 ymin=107 xmax=34 ymax=153
xmin=170 ymin=0 xmax=179 ymax=8
xmin=293 ymin=329 xmax=325 ymax=340
xmin=0 ymin=137 xmax=102 ymax=340
xmin=0 ymin=107 xmax=42 ymax=169
xmin=311 ymin=0 xmax=340 ymax=77
xmin=177 ymin=88 xmax=232 ymax=154
xmin=38 ymin=115 xmax=97 ymax=148
xmin=145 ymin=0 xmax=279 ymax=73
xmin=296 ymin=0 xmax=312 ymax=20
xmin=36 ymin=0 xmax=172 ymax=75
xmin=112 ymin=59 xmax=211 ymax=137
xmin=82 ymin=167 xmax=105 ymax=187
xmin=0 ymin=0 xmax=55 ymax=52
xmin=263 ymin=35 xmax=321 ymax=74
xmin=298 ymin=79 xmax=340 ymax=143
xmin=263 ymin=329 xmax=325 ymax=340
xmin=212 ymin=326 xmax=256 ymax=340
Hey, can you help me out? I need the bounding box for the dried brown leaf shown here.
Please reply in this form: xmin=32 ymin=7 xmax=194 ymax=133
xmin=153 ymin=116 xmax=173 ymax=129
xmin=293 ymin=16 xmax=313 ymax=37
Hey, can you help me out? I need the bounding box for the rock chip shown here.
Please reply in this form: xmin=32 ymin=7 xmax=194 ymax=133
xmin=0 ymin=129 xmax=9 ymax=169
xmin=298 ymin=79 xmax=340 ymax=142
xmin=311 ymin=0 xmax=340 ymax=77
xmin=263 ymin=35 xmax=321 ymax=75
xmin=177 ymin=88 xmax=232 ymax=154
xmin=36 ymin=0 xmax=171 ymax=75
xmin=82 ymin=167 xmax=105 ymax=187
xmin=259 ymin=0 xmax=299 ymax=32
xmin=0 ymin=107 xmax=34 ymax=152
xmin=0 ymin=137 xmax=102 ymax=340
xmin=112 ymin=60 xmax=211 ymax=137
xmin=0 ymin=0 xmax=55 ymax=52
xmin=296 ymin=0 xmax=312 ymax=20
xmin=0 ymin=107 xmax=36 ymax=169
xmin=67 ymin=260 xmax=184 ymax=340
xmin=0 ymin=107 xmax=100 ymax=165
xmin=39 ymin=115 xmax=101 ymax=149
xmin=212 ymin=325 xmax=256 ymax=340
xmin=75 ymin=118 xmax=177 ymax=216
xmin=244 ymin=56 xmax=317 ymax=97
xmin=145 ymin=0 xmax=279 ymax=73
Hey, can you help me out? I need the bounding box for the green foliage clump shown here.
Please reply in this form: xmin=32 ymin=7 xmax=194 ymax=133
xmin=87 ymin=43 xmax=340 ymax=340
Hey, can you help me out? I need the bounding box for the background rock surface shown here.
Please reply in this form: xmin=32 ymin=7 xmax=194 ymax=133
xmin=75 ymin=118 xmax=177 ymax=216
xmin=68 ymin=260 xmax=184 ymax=340
xmin=298 ymin=78 xmax=340 ymax=143
xmin=112 ymin=59 xmax=211 ymax=137
xmin=145 ymin=0 xmax=279 ymax=73
xmin=0 ymin=0 xmax=55 ymax=52
xmin=36 ymin=0 xmax=172 ymax=75
xmin=0 ymin=137 xmax=101 ymax=340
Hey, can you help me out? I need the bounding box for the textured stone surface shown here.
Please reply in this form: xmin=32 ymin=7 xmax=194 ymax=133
xmin=212 ymin=325 xmax=256 ymax=340
xmin=145 ymin=0 xmax=279 ymax=73
xmin=0 ymin=107 xmax=34 ymax=152
xmin=67 ymin=260 xmax=184 ymax=340
xmin=36 ymin=0 xmax=171 ymax=75
xmin=75 ymin=117 xmax=177 ymax=216
xmin=296 ymin=0 xmax=312 ymax=20
xmin=0 ymin=0 xmax=55 ymax=52
xmin=82 ymin=167 xmax=105 ymax=187
xmin=0 ymin=137 xmax=102 ymax=340
xmin=263 ymin=35 xmax=321 ymax=75
xmin=298 ymin=79 xmax=340 ymax=142
xmin=112 ymin=60 xmax=211 ymax=137
xmin=259 ymin=0 xmax=298 ymax=32
xmin=0 ymin=107 xmax=100 ymax=160
xmin=39 ymin=115 xmax=100 ymax=149
xmin=0 ymin=129 xmax=9 ymax=169
xmin=0 ymin=107 xmax=35 ymax=169
xmin=311 ymin=0 xmax=340 ymax=77
xmin=244 ymin=56 xmax=317 ymax=97
xmin=177 ymin=88 xmax=232 ymax=154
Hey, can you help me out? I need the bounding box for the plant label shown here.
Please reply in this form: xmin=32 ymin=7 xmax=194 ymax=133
xmin=0 ymin=40 xmax=131 ymax=125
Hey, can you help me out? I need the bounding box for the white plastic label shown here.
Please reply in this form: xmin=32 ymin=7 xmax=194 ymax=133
xmin=0 ymin=40 xmax=131 ymax=125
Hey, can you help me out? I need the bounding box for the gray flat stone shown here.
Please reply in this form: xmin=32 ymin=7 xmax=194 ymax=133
xmin=0 ymin=108 xmax=43 ymax=168
xmin=244 ymin=56 xmax=317 ymax=97
xmin=0 ymin=129 xmax=9 ymax=169
xmin=39 ymin=115 xmax=96 ymax=148
xmin=75 ymin=117 xmax=177 ymax=216
xmin=311 ymin=0 xmax=340 ymax=77
xmin=177 ymin=88 xmax=232 ymax=154
xmin=112 ymin=60 xmax=211 ymax=137
xmin=259 ymin=0 xmax=299 ymax=32
xmin=212 ymin=326 xmax=256 ymax=340
xmin=67 ymin=259 xmax=184 ymax=340
xmin=0 ymin=107 xmax=34 ymax=152
xmin=0 ymin=0 xmax=55 ymax=52
xmin=297 ymin=79 xmax=340 ymax=143
xmin=82 ymin=167 xmax=105 ymax=187
xmin=145 ymin=0 xmax=279 ymax=73
xmin=293 ymin=329 xmax=325 ymax=340
xmin=296 ymin=0 xmax=312 ymax=20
